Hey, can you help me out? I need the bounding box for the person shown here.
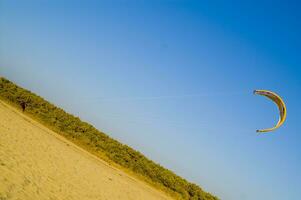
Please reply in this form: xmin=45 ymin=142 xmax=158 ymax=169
xmin=20 ymin=101 xmax=26 ymax=112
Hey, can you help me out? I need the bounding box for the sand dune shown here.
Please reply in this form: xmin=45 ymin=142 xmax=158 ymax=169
xmin=0 ymin=101 xmax=172 ymax=200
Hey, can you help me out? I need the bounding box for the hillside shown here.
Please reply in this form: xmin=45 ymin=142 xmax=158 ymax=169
xmin=0 ymin=77 xmax=218 ymax=200
xmin=0 ymin=100 xmax=172 ymax=200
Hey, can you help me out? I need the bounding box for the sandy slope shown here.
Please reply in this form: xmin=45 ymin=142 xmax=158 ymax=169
xmin=0 ymin=101 xmax=172 ymax=200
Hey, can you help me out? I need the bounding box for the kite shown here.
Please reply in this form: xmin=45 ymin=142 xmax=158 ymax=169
xmin=254 ymin=90 xmax=286 ymax=133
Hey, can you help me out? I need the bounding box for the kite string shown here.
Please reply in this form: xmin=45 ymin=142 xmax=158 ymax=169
xmin=70 ymin=91 xmax=257 ymax=133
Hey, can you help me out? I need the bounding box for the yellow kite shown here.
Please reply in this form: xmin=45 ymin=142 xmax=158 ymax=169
xmin=254 ymin=90 xmax=287 ymax=133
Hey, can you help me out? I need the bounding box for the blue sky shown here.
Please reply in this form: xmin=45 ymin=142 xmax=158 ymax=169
xmin=1 ymin=1 xmax=300 ymax=199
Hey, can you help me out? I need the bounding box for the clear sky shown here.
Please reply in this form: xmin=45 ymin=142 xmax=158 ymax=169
xmin=1 ymin=1 xmax=300 ymax=199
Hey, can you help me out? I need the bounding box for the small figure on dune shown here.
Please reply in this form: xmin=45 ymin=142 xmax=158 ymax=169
xmin=20 ymin=101 xmax=26 ymax=112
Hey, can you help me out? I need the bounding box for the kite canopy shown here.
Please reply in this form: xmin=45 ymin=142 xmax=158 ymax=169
xmin=254 ymin=90 xmax=287 ymax=133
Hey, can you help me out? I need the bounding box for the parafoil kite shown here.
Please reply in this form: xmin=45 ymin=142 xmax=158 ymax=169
xmin=254 ymin=90 xmax=286 ymax=133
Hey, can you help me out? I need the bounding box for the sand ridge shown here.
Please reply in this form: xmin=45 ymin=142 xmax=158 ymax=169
xmin=0 ymin=100 xmax=172 ymax=200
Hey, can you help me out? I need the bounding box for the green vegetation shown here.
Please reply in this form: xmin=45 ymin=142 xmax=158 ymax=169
xmin=0 ymin=77 xmax=218 ymax=200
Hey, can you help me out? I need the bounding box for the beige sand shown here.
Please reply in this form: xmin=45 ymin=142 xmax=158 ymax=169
xmin=0 ymin=101 xmax=172 ymax=200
